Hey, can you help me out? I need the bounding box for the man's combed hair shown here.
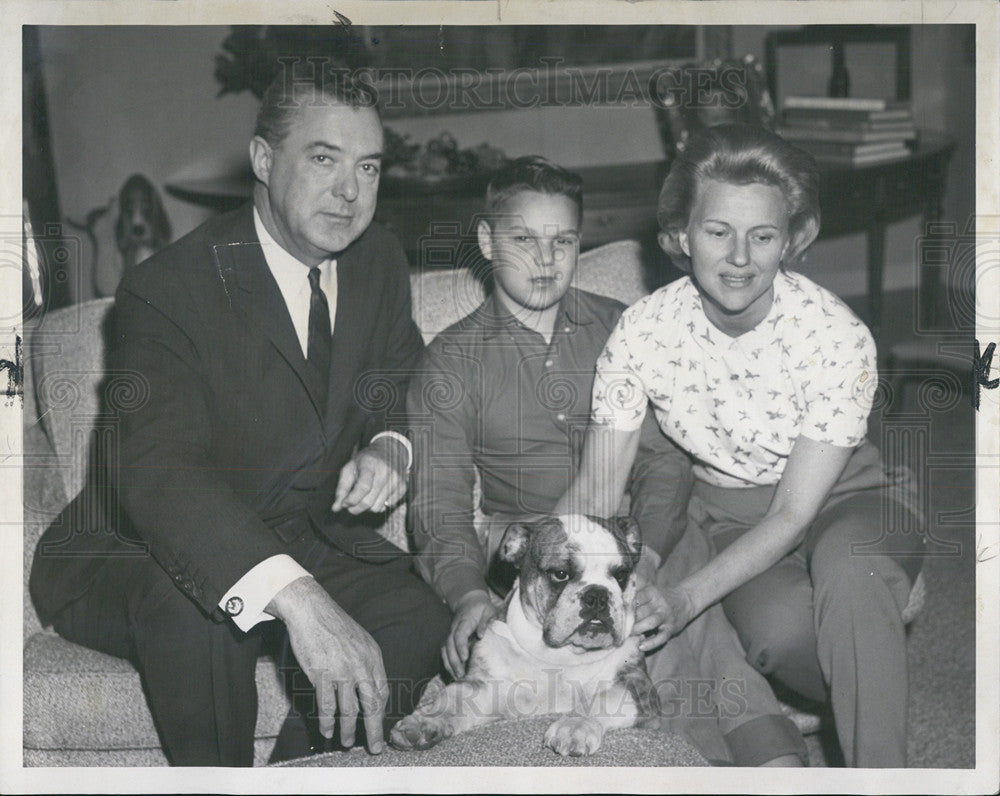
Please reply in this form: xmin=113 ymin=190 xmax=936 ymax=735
xmin=254 ymin=59 xmax=379 ymax=148
xmin=657 ymin=123 xmax=821 ymax=271
xmin=485 ymin=156 xmax=584 ymax=222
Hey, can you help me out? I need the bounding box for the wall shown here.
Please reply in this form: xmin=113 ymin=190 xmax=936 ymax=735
xmin=729 ymin=25 xmax=976 ymax=298
xmin=390 ymin=105 xmax=665 ymax=169
xmin=39 ymin=26 xmax=259 ymax=302
xmin=39 ymin=25 xmax=975 ymax=303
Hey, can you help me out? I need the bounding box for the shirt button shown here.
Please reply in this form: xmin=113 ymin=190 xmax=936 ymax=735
xmin=544 ymin=359 xmax=553 ymax=368
xmin=556 ymin=413 xmax=566 ymax=421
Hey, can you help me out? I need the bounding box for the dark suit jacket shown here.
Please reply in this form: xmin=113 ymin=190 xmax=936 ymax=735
xmin=31 ymin=204 xmax=424 ymax=623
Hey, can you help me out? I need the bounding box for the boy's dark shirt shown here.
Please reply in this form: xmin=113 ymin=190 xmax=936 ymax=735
xmin=408 ymin=286 xmax=694 ymax=609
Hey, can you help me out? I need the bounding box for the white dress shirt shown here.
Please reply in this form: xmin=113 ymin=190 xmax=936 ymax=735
xmin=218 ymin=208 xmax=412 ymax=631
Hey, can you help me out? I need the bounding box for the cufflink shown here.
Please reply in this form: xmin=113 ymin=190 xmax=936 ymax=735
xmin=225 ymin=596 xmax=244 ymax=617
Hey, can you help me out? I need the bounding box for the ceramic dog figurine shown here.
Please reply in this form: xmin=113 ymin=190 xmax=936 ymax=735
xmin=114 ymin=173 xmax=171 ymax=272
xmin=390 ymin=514 xmax=661 ymax=757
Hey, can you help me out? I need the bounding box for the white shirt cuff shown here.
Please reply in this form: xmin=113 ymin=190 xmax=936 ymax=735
xmin=218 ymin=554 xmax=312 ymax=632
xmin=371 ymin=430 xmax=413 ymax=471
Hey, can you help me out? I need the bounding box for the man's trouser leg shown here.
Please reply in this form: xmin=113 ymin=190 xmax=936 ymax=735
xmin=52 ymin=553 xmax=262 ymax=766
xmin=269 ymin=539 xmax=451 ymax=761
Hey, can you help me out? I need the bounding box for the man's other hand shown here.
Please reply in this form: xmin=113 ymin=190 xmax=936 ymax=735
xmin=266 ymin=576 xmax=388 ymax=752
xmin=332 ymin=436 xmax=408 ymax=515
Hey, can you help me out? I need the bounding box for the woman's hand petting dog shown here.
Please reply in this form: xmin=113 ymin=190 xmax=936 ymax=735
xmin=634 ymin=584 xmax=696 ymax=653
xmin=443 ymin=590 xmax=498 ymax=679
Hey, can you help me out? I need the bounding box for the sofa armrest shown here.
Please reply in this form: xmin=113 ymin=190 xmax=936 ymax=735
xmin=24 ymin=421 xmax=70 ymax=639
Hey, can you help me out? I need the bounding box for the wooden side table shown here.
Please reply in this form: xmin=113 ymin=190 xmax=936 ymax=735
xmin=371 ymin=160 xmax=672 ymax=272
xmin=813 ymin=132 xmax=956 ymax=341
xmin=372 ymin=133 xmax=955 ymax=343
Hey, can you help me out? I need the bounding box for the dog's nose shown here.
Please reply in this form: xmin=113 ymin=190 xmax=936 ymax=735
xmin=132 ymin=223 xmax=147 ymax=237
xmin=581 ymin=585 xmax=609 ymax=613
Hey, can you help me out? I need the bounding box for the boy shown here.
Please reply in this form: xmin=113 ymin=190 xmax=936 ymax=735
xmin=407 ymin=156 xmax=691 ymax=677
xmin=407 ymin=156 xmax=809 ymax=766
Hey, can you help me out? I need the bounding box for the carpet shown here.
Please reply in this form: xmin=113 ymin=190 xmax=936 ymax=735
xmin=800 ymin=288 xmax=979 ymax=768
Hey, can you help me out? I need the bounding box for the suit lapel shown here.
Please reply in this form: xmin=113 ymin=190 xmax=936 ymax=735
xmin=211 ymin=207 xmax=327 ymax=425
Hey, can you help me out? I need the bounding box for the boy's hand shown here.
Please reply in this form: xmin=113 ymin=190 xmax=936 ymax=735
xmin=634 ymin=547 xmax=662 ymax=590
xmin=443 ymin=590 xmax=497 ymax=680
xmin=634 ymin=584 xmax=695 ymax=653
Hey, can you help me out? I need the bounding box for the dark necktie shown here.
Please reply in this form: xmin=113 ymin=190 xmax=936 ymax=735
xmin=307 ymin=265 xmax=332 ymax=407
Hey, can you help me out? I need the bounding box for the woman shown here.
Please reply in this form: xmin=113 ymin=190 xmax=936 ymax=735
xmin=560 ymin=123 xmax=925 ymax=767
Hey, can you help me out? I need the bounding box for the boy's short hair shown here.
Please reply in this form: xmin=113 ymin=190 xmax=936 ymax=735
xmin=254 ymin=61 xmax=379 ymax=148
xmin=484 ymin=156 xmax=584 ymax=223
xmin=657 ymin=123 xmax=820 ymax=271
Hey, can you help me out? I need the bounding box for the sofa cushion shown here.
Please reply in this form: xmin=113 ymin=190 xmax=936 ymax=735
xmin=23 ymin=632 xmax=289 ymax=752
xmin=409 ymin=267 xmax=483 ymax=345
xmin=24 ymin=747 xmax=172 ymax=767
xmin=573 ymin=239 xmax=654 ymax=305
xmin=408 ymin=239 xmax=653 ymax=345
xmin=273 ymin=716 xmax=708 ymax=767
xmin=24 ymin=739 xmax=279 ymax=768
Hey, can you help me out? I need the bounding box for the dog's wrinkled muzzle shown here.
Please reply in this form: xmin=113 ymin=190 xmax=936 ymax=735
xmin=580 ymin=585 xmax=611 ymax=619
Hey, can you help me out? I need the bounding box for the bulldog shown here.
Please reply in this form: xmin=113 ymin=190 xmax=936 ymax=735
xmin=390 ymin=514 xmax=661 ymax=757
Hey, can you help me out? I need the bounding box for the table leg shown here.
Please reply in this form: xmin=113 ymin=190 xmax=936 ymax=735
xmin=866 ymin=221 xmax=886 ymax=345
xmin=918 ymin=244 xmax=942 ymax=330
xmin=918 ymin=199 xmax=947 ymax=331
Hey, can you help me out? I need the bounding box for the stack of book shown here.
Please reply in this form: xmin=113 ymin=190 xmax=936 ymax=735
xmin=776 ymin=96 xmax=918 ymax=166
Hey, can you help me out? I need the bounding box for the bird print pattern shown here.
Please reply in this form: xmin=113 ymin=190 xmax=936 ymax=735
xmin=591 ymin=270 xmax=877 ymax=487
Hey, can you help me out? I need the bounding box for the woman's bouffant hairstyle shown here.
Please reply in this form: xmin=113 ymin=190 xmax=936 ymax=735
xmin=484 ymin=155 xmax=584 ymax=223
xmin=657 ymin=123 xmax=820 ymax=271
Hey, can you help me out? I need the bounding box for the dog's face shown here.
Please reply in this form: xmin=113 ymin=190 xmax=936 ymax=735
xmin=499 ymin=514 xmax=641 ymax=651
xmin=115 ymin=174 xmax=171 ymax=261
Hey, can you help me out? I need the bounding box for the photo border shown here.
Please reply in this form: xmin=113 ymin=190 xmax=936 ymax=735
xmin=1 ymin=2 xmax=997 ymax=793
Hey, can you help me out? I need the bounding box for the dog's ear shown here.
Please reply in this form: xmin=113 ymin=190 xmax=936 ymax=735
xmin=617 ymin=516 xmax=643 ymax=569
xmin=498 ymin=523 xmax=533 ymax=568
xmin=114 ymin=193 xmax=128 ymax=251
xmin=498 ymin=516 xmax=563 ymax=568
xmin=587 ymin=514 xmax=643 ymax=568
xmin=149 ymin=181 xmax=171 ymax=247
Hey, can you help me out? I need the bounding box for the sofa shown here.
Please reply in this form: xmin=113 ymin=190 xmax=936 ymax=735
xmin=21 ymin=237 xmax=925 ymax=766
xmin=22 ymin=239 xmax=684 ymax=766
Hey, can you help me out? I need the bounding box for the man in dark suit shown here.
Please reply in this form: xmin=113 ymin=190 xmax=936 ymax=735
xmin=30 ymin=68 xmax=450 ymax=766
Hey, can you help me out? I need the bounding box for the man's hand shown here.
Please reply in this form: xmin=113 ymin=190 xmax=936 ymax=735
xmin=633 ymin=583 xmax=695 ymax=653
xmin=442 ymin=590 xmax=497 ymax=680
xmin=266 ymin=576 xmax=388 ymax=753
xmin=333 ymin=436 xmax=408 ymax=515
